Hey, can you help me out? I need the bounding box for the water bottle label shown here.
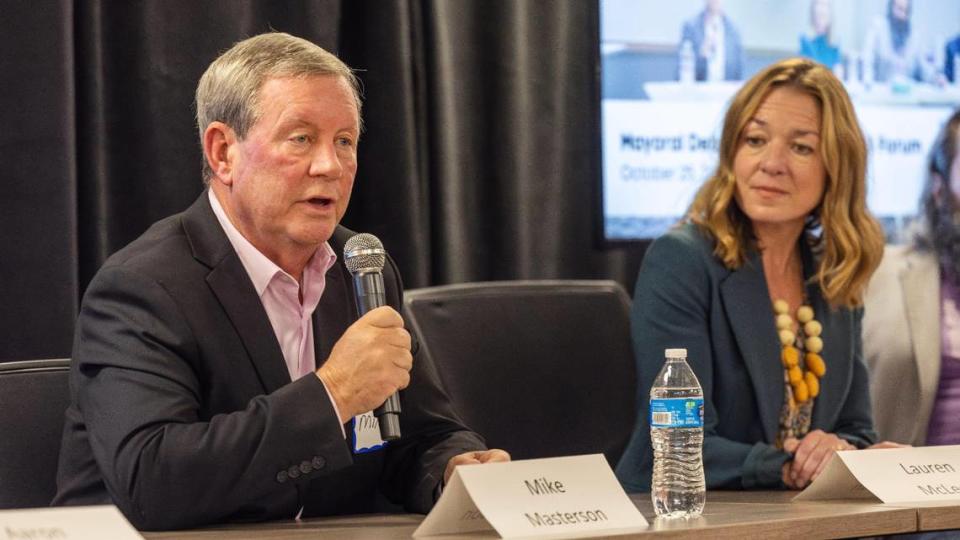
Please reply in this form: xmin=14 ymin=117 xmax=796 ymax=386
xmin=649 ymin=398 xmax=703 ymax=428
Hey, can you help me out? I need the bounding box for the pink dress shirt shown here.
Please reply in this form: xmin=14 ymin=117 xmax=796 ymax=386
xmin=208 ymin=190 xmax=345 ymax=430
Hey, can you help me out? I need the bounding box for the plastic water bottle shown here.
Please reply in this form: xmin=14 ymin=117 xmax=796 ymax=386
xmin=678 ymin=40 xmax=695 ymax=84
xmin=650 ymin=348 xmax=705 ymax=518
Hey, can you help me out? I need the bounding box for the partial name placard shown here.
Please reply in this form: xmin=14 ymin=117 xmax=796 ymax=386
xmin=794 ymin=445 xmax=960 ymax=504
xmin=0 ymin=505 xmax=143 ymax=539
xmin=413 ymin=454 xmax=647 ymax=539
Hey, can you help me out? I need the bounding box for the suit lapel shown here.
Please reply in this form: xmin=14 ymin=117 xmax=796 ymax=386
xmin=314 ymin=261 xmax=355 ymax=367
xmin=808 ymin=286 xmax=847 ymax=428
xmin=182 ymin=192 xmax=290 ymax=394
xmin=207 ymin=257 xmax=291 ymax=393
xmin=789 ymin=241 xmax=847 ymax=429
xmin=900 ymin=249 xmax=941 ymax=439
xmin=720 ymin=254 xmax=782 ymax=443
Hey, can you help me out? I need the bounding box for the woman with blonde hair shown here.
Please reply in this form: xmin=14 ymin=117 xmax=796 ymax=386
xmin=616 ymin=58 xmax=896 ymax=493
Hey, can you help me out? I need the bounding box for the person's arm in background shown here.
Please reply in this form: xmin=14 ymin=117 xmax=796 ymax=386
xmin=678 ymin=19 xmax=695 ymax=81
xmin=727 ymin=19 xmax=745 ymax=80
xmin=915 ymin=40 xmax=945 ymax=85
xmin=861 ymin=17 xmax=883 ymax=83
xmin=945 ymin=39 xmax=958 ymax=83
xmin=680 ymin=17 xmax=710 ymax=82
xmin=799 ymin=34 xmax=814 ymax=60
xmin=629 ymin=230 xmax=791 ymax=490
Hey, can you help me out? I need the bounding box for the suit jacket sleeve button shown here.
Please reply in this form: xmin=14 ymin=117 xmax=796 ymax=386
xmin=287 ymin=465 xmax=301 ymax=479
xmin=300 ymin=461 xmax=313 ymax=475
xmin=276 ymin=470 xmax=288 ymax=483
xmin=312 ymin=456 xmax=326 ymax=470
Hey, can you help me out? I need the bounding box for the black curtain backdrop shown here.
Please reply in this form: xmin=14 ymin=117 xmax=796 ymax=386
xmin=0 ymin=0 xmax=647 ymax=361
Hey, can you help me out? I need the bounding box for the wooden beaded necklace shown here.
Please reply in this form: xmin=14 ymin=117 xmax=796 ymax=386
xmin=773 ymin=299 xmax=826 ymax=404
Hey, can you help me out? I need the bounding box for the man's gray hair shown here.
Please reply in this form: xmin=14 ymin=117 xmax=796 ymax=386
xmin=196 ymin=32 xmax=362 ymax=182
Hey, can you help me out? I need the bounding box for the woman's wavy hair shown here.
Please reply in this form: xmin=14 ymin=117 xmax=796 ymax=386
xmin=916 ymin=109 xmax=960 ymax=272
xmin=686 ymin=57 xmax=884 ymax=308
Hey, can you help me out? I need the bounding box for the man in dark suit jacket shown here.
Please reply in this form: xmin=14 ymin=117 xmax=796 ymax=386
xmin=679 ymin=0 xmax=745 ymax=81
xmin=53 ymin=32 xmax=508 ymax=531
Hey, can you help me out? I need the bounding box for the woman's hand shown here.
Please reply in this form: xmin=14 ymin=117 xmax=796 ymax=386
xmin=867 ymin=441 xmax=911 ymax=449
xmin=781 ymin=460 xmax=801 ymax=489
xmin=782 ymin=430 xmax=855 ymax=489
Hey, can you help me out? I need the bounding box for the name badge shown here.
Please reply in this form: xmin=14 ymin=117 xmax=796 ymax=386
xmin=352 ymin=411 xmax=387 ymax=454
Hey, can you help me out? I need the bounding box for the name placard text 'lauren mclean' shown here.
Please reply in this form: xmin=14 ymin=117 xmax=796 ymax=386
xmin=795 ymin=445 xmax=960 ymax=504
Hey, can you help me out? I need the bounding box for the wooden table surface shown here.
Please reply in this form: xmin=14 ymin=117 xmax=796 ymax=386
xmin=141 ymin=490 xmax=945 ymax=539
xmin=901 ymin=500 xmax=960 ymax=532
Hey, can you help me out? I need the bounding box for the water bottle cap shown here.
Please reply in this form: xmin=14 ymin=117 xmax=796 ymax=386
xmin=665 ymin=348 xmax=687 ymax=359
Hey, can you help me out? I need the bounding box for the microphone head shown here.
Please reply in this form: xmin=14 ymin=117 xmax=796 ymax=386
xmin=344 ymin=233 xmax=386 ymax=274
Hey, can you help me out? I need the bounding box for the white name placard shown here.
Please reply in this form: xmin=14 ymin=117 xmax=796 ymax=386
xmin=794 ymin=445 xmax=960 ymax=504
xmin=413 ymin=454 xmax=647 ymax=539
xmin=0 ymin=505 xmax=143 ymax=540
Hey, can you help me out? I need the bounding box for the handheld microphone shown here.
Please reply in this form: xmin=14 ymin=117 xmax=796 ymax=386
xmin=343 ymin=233 xmax=401 ymax=441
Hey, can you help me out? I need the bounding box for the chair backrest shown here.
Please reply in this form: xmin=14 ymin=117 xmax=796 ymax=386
xmin=404 ymin=280 xmax=636 ymax=466
xmin=0 ymin=359 xmax=71 ymax=509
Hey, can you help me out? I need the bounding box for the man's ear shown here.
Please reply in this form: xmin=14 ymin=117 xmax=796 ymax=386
xmin=203 ymin=122 xmax=237 ymax=186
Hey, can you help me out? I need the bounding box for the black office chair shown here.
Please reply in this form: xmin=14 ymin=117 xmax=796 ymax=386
xmin=404 ymin=280 xmax=636 ymax=466
xmin=0 ymin=358 xmax=71 ymax=508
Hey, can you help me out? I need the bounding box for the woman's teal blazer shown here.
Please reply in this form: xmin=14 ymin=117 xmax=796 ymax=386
xmin=615 ymin=224 xmax=877 ymax=491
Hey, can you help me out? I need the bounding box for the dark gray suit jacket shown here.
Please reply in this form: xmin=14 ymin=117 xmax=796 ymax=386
xmin=615 ymin=224 xmax=876 ymax=491
xmin=53 ymin=193 xmax=485 ymax=530
xmin=680 ymin=10 xmax=744 ymax=81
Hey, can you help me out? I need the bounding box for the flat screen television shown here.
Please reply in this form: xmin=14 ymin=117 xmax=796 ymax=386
xmin=600 ymin=0 xmax=960 ymax=243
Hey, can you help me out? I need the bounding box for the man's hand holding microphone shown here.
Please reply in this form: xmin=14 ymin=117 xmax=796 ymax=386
xmin=318 ymin=233 xmax=509 ymax=484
